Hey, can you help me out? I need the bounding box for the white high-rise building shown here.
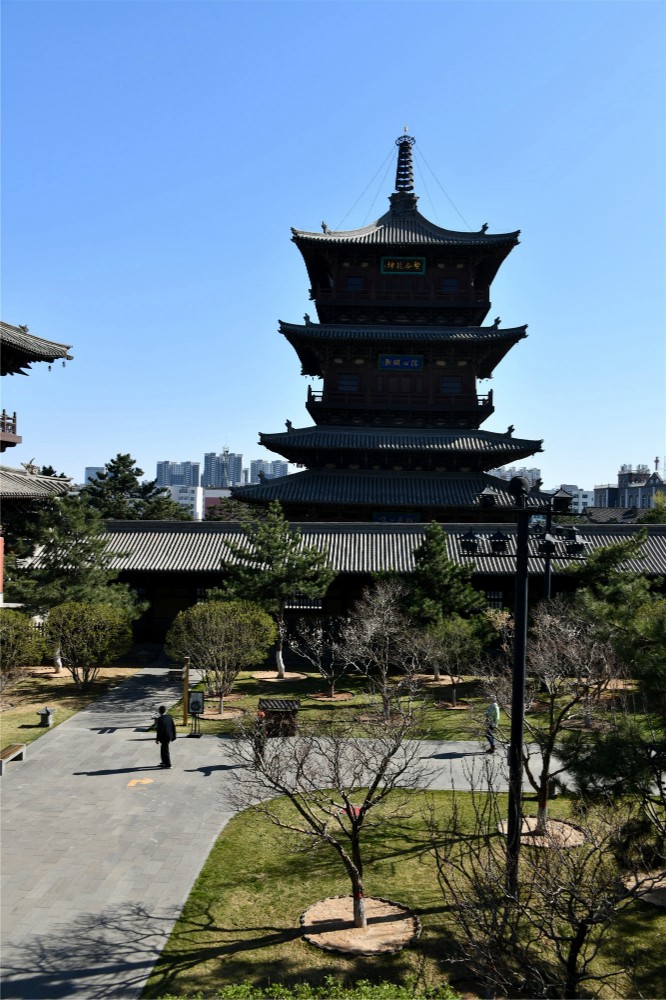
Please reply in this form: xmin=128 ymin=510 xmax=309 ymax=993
xmin=156 ymin=461 xmax=200 ymax=487
xmin=84 ymin=466 xmax=104 ymax=484
xmin=203 ymin=450 xmax=243 ymax=487
xmin=249 ymin=459 xmax=289 ymax=483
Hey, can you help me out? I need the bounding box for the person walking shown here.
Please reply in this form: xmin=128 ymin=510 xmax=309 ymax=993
xmin=155 ymin=705 xmax=177 ymax=768
xmin=485 ymin=697 xmax=500 ymax=753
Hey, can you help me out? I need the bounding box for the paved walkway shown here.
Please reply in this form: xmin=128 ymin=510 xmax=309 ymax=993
xmin=1 ymin=667 xmax=514 ymax=1000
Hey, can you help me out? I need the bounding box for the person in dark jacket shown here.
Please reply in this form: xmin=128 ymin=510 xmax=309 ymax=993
xmin=155 ymin=705 xmax=177 ymax=768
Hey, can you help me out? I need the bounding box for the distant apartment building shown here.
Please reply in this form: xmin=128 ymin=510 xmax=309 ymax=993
xmin=166 ymin=485 xmax=204 ymax=520
xmin=249 ymin=459 xmax=289 ymax=484
xmin=84 ymin=466 xmax=104 ymax=484
xmin=203 ymin=450 xmax=243 ymax=487
xmin=487 ymin=466 xmax=542 ymax=489
xmin=594 ymin=463 xmax=666 ymax=509
xmin=156 ymin=461 xmax=200 ymax=487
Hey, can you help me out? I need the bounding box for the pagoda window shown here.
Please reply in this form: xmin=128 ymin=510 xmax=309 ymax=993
xmin=441 ymin=277 xmax=460 ymax=292
xmin=440 ymin=376 xmax=463 ymax=395
xmin=337 ymin=374 xmax=360 ymax=393
xmin=345 ymin=276 xmax=364 ymax=292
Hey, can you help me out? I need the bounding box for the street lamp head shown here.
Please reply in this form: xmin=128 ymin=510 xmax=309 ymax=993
xmin=551 ymin=488 xmax=573 ymax=515
xmin=477 ymin=486 xmax=498 ymax=508
xmin=460 ymin=529 xmax=479 ymax=555
xmin=490 ymin=529 xmax=509 ymax=553
xmin=508 ymin=476 xmax=531 ymax=501
xmin=538 ymin=533 xmax=558 ymax=556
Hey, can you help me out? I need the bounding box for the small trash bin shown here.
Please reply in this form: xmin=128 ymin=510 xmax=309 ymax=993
xmin=257 ymin=698 xmax=300 ymax=737
xmin=37 ymin=707 xmax=55 ymax=728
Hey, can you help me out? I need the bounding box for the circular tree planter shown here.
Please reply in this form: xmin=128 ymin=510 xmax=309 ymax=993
xmin=308 ymin=691 xmax=354 ymax=702
xmin=202 ymin=706 xmax=245 ymax=720
xmin=498 ymin=816 xmax=586 ymax=848
xmin=300 ymin=895 xmax=421 ymax=956
xmin=251 ymin=671 xmax=308 ymax=682
xmin=623 ymin=870 xmax=666 ymax=907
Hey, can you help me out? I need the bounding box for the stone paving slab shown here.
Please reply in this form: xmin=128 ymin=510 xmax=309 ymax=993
xmin=1 ymin=667 xmax=519 ymax=1000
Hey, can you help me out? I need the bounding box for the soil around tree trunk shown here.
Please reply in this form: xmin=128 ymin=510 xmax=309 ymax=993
xmin=498 ymin=815 xmax=586 ymax=848
xmin=251 ymin=671 xmax=308 ymax=682
xmin=300 ymin=895 xmax=421 ymax=955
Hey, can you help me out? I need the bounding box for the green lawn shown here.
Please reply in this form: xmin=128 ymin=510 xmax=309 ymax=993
xmin=143 ymin=791 xmax=665 ymax=1000
xmin=0 ymin=663 xmax=141 ymax=748
xmin=181 ymin=668 xmax=484 ymax=742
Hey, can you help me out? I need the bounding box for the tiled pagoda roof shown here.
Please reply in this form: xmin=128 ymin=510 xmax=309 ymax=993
xmin=259 ymin=425 xmax=542 ymax=461
xmin=1 ymin=321 xmax=73 ymax=376
xmin=280 ymin=320 xmax=527 ymax=343
xmin=280 ymin=321 xmax=528 ymax=377
xmin=291 ymin=204 xmax=519 ymax=249
xmin=232 ymin=470 xmax=545 ymax=510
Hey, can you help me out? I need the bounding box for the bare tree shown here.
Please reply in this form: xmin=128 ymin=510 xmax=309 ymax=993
xmin=478 ymin=599 xmax=622 ymax=835
xmin=430 ymin=786 xmax=662 ymax=999
xmin=287 ymin=617 xmax=348 ymax=697
xmin=227 ymin=714 xmax=430 ymax=929
xmin=413 ymin=615 xmax=483 ymax=707
xmin=340 ymin=578 xmax=423 ymax=720
xmin=523 ymin=599 xmax=621 ymax=833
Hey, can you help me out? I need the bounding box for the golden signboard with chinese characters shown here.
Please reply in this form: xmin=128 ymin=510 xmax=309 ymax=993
xmin=380 ymin=256 xmax=426 ymax=274
xmin=378 ymin=354 xmax=424 ymax=370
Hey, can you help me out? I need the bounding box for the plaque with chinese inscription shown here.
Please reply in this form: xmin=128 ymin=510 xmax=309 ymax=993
xmin=373 ymin=513 xmax=421 ymax=523
xmin=380 ymin=256 xmax=426 ymax=275
xmin=378 ymin=354 xmax=424 ymax=371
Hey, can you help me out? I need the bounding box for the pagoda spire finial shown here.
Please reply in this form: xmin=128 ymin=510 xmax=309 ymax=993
xmin=395 ymin=131 xmax=416 ymax=192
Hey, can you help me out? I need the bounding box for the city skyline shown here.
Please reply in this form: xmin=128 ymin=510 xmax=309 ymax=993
xmin=3 ymin=2 xmax=664 ymax=491
xmin=84 ymin=453 xmax=290 ymax=487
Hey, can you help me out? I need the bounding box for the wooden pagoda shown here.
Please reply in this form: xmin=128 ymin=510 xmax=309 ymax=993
xmin=233 ymin=134 xmax=543 ymax=522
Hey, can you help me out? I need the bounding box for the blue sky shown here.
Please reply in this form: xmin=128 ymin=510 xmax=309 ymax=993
xmin=2 ymin=0 xmax=664 ymax=490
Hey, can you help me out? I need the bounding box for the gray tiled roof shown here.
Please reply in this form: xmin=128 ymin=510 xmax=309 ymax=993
xmin=232 ymin=470 xmax=541 ymax=509
xmin=259 ymin=427 xmax=542 ymax=458
xmin=0 ymin=465 xmax=72 ymax=499
xmin=292 ymin=209 xmax=519 ymax=248
xmin=1 ymin=321 xmax=73 ymax=375
xmin=99 ymin=520 xmax=666 ymax=577
xmin=280 ymin=321 xmax=528 ymax=344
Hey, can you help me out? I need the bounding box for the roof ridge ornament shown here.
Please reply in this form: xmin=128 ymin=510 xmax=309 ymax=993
xmin=394 ymin=132 xmax=416 ymax=192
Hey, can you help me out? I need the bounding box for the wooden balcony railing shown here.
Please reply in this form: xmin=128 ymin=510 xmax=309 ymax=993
xmin=307 ymin=387 xmax=493 ymax=412
xmin=1 ymin=410 xmax=18 ymax=435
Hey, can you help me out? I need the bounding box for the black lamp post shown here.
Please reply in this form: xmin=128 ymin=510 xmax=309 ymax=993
xmin=505 ymin=476 xmax=531 ymax=897
xmin=459 ymin=477 xmax=577 ymax=898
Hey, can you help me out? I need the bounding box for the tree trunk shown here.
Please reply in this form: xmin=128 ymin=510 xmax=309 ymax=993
xmin=433 ymin=662 xmax=441 ymax=682
xmin=275 ymin=643 xmax=286 ymax=679
xmin=275 ymin=607 xmax=286 ymax=679
xmin=52 ymin=645 xmax=63 ymax=674
xmin=536 ymin=760 xmax=551 ymax=835
xmin=564 ymin=923 xmax=588 ymax=999
xmin=450 ymin=675 xmax=458 ymax=708
xmin=350 ymin=872 xmax=367 ymax=929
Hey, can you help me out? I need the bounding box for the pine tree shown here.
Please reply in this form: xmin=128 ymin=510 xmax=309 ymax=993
xmin=405 ymin=521 xmax=485 ymax=626
xmin=213 ymin=502 xmax=334 ymax=677
xmin=81 ymin=453 xmax=192 ymax=520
